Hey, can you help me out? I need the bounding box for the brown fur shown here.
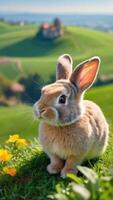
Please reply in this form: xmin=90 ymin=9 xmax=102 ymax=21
xmin=33 ymin=54 xmax=109 ymax=178
xmin=56 ymin=54 xmax=72 ymax=80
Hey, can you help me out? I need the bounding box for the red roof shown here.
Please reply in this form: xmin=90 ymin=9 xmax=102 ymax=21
xmin=10 ymin=83 xmax=24 ymax=92
xmin=42 ymin=23 xmax=50 ymax=29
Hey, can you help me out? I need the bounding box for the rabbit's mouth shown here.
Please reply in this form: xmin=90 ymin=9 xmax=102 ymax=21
xmin=33 ymin=103 xmax=44 ymax=119
xmin=33 ymin=103 xmax=59 ymax=124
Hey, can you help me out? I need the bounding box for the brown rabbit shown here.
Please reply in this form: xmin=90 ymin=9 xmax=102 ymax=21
xmin=33 ymin=54 xmax=109 ymax=178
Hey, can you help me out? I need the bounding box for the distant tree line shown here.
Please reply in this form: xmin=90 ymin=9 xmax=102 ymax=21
xmin=95 ymin=76 xmax=113 ymax=87
xmin=19 ymin=74 xmax=43 ymax=104
xmin=18 ymin=73 xmax=56 ymax=104
xmin=0 ymin=73 xmax=56 ymax=106
xmin=0 ymin=72 xmax=113 ymax=106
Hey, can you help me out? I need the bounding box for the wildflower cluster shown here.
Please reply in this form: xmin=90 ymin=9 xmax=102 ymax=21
xmin=0 ymin=134 xmax=28 ymax=177
xmin=6 ymin=134 xmax=28 ymax=146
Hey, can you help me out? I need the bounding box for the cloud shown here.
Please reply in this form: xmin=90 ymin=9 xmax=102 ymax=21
xmin=0 ymin=3 xmax=113 ymax=14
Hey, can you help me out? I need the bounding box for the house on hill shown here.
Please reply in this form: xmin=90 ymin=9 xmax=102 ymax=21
xmin=10 ymin=82 xmax=24 ymax=93
xmin=37 ymin=18 xmax=63 ymax=40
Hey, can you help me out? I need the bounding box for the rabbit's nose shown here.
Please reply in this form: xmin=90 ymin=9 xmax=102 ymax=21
xmin=33 ymin=103 xmax=46 ymax=118
xmin=33 ymin=103 xmax=41 ymax=118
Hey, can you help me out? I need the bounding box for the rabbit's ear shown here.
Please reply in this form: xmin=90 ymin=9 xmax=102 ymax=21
xmin=70 ymin=57 xmax=100 ymax=92
xmin=56 ymin=54 xmax=73 ymax=80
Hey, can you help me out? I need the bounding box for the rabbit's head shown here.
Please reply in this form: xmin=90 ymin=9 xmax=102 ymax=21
xmin=33 ymin=55 xmax=100 ymax=126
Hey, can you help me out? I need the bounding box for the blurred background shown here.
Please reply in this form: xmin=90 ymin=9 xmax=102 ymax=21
xmin=0 ymin=0 xmax=113 ymax=143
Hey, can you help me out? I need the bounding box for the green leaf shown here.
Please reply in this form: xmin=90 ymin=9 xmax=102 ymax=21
xmin=72 ymin=183 xmax=90 ymax=200
xmin=67 ymin=173 xmax=83 ymax=184
xmin=55 ymin=183 xmax=62 ymax=193
xmin=101 ymin=176 xmax=112 ymax=182
xmin=54 ymin=193 xmax=69 ymax=200
xmin=77 ymin=166 xmax=98 ymax=184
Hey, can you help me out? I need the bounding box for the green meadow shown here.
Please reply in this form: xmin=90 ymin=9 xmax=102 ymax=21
xmin=0 ymin=22 xmax=113 ymax=81
xmin=0 ymin=22 xmax=113 ymax=199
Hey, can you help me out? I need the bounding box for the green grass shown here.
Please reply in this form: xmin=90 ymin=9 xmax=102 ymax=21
xmin=0 ymin=21 xmax=37 ymax=35
xmin=0 ymin=23 xmax=113 ymax=80
xmin=0 ymin=62 xmax=22 ymax=79
xmin=0 ymin=104 xmax=38 ymax=144
xmin=0 ymin=85 xmax=113 ymax=199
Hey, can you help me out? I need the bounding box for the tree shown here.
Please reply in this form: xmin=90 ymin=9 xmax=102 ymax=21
xmin=19 ymin=74 xmax=43 ymax=104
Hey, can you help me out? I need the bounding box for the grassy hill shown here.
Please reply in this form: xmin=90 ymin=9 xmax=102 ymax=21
xmin=0 ymin=22 xmax=113 ymax=199
xmin=0 ymin=62 xmax=22 ymax=79
xmin=0 ymin=22 xmax=113 ymax=81
xmin=0 ymin=21 xmax=37 ymax=35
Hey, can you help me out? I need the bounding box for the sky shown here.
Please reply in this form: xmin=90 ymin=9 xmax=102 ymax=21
xmin=0 ymin=0 xmax=113 ymax=14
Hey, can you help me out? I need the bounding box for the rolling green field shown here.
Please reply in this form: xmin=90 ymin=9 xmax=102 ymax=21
xmin=0 ymin=21 xmax=113 ymax=199
xmin=0 ymin=22 xmax=113 ymax=81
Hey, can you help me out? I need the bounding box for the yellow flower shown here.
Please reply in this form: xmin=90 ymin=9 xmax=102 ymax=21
xmin=16 ymin=138 xmax=28 ymax=146
xmin=6 ymin=134 xmax=20 ymax=143
xmin=6 ymin=134 xmax=28 ymax=146
xmin=3 ymin=167 xmax=16 ymax=176
xmin=0 ymin=149 xmax=12 ymax=162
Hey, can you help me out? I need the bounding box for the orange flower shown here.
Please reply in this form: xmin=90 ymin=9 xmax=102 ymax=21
xmin=16 ymin=138 xmax=28 ymax=146
xmin=6 ymin=134 xmax=20 ymax=143
xmin=0 ymin=149 xmax=12 ymax=162
xmin=3 ymin=167 xmax=16 ymax=176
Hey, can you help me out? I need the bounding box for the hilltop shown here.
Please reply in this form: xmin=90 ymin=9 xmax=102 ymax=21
xmin=0 ymin=22 xmax=113 ymax=81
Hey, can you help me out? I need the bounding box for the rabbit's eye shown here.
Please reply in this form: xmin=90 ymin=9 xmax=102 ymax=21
xmin=59 ymin=95 xmax=66 ymax=104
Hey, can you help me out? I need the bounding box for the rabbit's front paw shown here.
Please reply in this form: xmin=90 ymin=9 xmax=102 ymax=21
xmin=47 ymin=164 xmax=59 ymax=174
xmin=61 ymin=168 xmax=78 ymax=179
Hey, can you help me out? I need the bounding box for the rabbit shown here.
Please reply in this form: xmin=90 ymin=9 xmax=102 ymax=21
xmin=33 ymin=54 xmax=109 ymax=178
